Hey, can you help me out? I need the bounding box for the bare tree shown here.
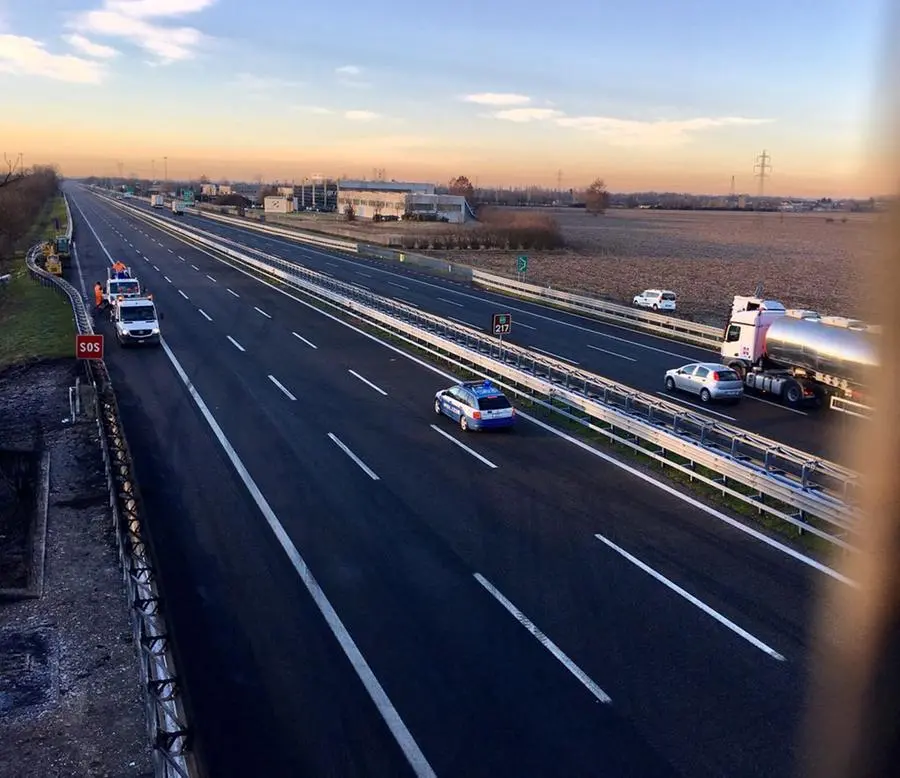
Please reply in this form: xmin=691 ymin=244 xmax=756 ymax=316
xmin=584 ymin=178 xmax=610 ymax=216
xmin=0 ymin=153 xmax=25 ymax=190
xmin=0 ymin=167 xmax=59 ymax=260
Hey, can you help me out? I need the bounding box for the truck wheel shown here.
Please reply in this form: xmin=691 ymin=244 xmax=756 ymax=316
xmin=699 ymin=388 xmax=712 ymax=403
xmin=665 ymin=377 xmax=676 ymax=392
xmin=783 ymin=381 xmax=803 ymax=406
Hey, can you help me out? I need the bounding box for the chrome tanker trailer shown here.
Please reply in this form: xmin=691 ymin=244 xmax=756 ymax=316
xmin=720 ymin=296 xmax=878 ymax=416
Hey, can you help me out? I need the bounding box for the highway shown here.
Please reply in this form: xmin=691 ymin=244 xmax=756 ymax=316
xmin=68 ymin=184 xmax=839 ymax=778
xmin=115 ymin=195 xmax=859 ymax=462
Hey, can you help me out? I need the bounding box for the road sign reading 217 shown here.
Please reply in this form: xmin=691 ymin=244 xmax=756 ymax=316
xmin=492 ymin=313 xmax=512 ymax=336
xmin=75 ymin=334 xmax=104 ymax=360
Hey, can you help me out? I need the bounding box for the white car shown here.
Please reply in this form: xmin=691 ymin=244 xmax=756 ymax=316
xmin=633 ymin=289 xmax=677 ymax=311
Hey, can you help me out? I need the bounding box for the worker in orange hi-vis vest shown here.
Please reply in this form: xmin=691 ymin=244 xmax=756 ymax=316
xmin=94 ymin=281 xmax=104 ymax=308
xmin=112 ymin=260 xmax=126 ymax=273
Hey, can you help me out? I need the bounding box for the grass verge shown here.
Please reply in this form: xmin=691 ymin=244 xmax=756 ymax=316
xmin=1 ymin=198 xmax=76 ymax=369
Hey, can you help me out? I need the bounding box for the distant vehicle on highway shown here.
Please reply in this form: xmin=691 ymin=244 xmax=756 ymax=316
xmin=664 ymin=362 xmax=744 ymax=404
xmin=434 ymin=379 xmax=516 ymax=431
xmin=633 ymin=289 xmax=677 ymax=311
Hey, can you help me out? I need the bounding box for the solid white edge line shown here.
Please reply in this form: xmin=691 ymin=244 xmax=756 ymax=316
xmin=586 ymin=344 xmax=637 ymax=362
xmin=199 ymin=309 xmax=213 ymax=322
xmin=348 ymin=369 xmax=388 ymax=396
xmin=179 ymin=290 xmax=189 ymax=300
xmin=594 ymin=533 xmax=787 ymax=662
xmin=268 ymin=374 xmax=297 ymax=401
xmin=227 ymin=335 xmax=246 ymax=352
xmin=154 ymin=340 xmax=434 ymax=778
xmin=473 ymin=573 xmax=611 ymax=703
xmin=654 ymin=392 xmax=737 ymax=421
xmin=71 ymin=242 xmax=88 ymax=301
xmin=104 ymin=195 xmax=854 ymax=587
xmin=254 ymin=306 xmax=272 ymax=319
xmin=291 ymin=331 xmax=318 ymax=349
xmin=327 ymin=433 xmax=380 ymax=481
xmin=429 ymin=425 xmax=498 ymax=469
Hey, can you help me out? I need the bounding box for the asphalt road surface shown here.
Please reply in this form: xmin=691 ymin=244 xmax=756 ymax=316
xmin=114 ymin=195 xmax=862 ymax=463
xmin=65 ymin=185 xmax=845 ymax=778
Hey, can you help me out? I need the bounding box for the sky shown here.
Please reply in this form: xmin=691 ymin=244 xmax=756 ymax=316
xmin=0 ymin=0 xmax=892 ymax=196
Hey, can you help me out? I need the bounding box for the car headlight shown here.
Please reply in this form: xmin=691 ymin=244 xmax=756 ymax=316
xmin=151 ymin=327 xmax=160 ymax=334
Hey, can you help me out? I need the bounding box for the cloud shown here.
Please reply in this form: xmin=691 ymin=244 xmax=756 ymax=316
xmin=463 ymin=92 xmax=531 ymax=106
xmin=63 ymin=33 xmax=119 ymax=58
xmin=335 ymin=64 xmax=370 ymax=88
xmin=553 ymin=115 xmax=774 ymax=146
xmin=232 ymin=72 xmax=303 ymax=92
xmin=0 ymin=34 xmax=106 ymax=83
xmin=69 ymin=0 xmax=217 ymax=64
xmin=490 ymin=108 xmax=563 ymax=123
xmin=344 ymin=110 xmax=380 ymax=121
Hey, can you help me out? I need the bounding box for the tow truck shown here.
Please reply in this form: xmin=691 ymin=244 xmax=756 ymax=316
xmin=111 ymin=293 xmax=162 ymax=347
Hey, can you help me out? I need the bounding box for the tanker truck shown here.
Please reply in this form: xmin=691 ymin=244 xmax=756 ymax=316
xmin=720 ymin=295 xmax=878 ymax=417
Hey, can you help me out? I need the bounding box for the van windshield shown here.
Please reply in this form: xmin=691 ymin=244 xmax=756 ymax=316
xmin=121 ymin=305 xmax=156 ymax=322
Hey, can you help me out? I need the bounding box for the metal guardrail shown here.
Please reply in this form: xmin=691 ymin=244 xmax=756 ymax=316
xmin=470 ymin=270 xmax=724 ymax=348
xmin=101 ymin=194 xmax=865 ymax=550
xmin=63 ymin=194 xmax=73 ymax=241
xmin=24 ymin=243 xmax=196 ymax=778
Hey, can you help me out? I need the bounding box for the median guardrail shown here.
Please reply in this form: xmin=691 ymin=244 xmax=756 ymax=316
xmin=99 ymin=192 xmax=864 ymax=551
xmin=470 ymin=270 xmax=723 ymax=348
xmin=25 ymin=243 xmax=196 ymax=778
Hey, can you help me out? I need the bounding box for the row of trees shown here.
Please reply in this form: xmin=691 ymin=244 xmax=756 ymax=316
xmin=0 ymin=162 xmax=59 ymax=261
xmin=447 ymin=174 xmax=610 ymax=214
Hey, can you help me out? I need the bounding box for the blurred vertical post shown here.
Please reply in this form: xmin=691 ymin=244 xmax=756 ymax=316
xmin=802 ymin=2 xmax=900 ymax=775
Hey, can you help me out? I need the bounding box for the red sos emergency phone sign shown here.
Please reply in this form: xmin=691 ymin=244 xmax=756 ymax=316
xmin=75 ymin=334 xmax=104 ymax=360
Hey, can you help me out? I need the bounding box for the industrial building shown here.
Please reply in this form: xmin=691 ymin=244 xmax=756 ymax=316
xmin=263 ymin=195 xmax=296 ymax=214
xmin=336 ymin=180 xmax=475 ymax=223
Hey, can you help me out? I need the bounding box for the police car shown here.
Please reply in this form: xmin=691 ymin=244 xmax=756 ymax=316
xmin=434 ymin=379 xmax=516 ymax=431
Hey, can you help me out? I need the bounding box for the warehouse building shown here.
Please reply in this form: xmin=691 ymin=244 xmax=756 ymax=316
xmin=337 ymin=180 xmax=475 ymax=223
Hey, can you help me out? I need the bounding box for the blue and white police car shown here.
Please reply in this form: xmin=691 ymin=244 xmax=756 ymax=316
xmin=434 ymin=379 xmax=516 ymax=432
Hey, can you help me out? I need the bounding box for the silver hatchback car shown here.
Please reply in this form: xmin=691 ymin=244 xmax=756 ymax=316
xmin=664 ymin=362 xmax=744 ymax=403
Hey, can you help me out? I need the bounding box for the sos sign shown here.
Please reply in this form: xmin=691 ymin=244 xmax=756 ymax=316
xmin=75 ymin=334 xmax=104 ymax=360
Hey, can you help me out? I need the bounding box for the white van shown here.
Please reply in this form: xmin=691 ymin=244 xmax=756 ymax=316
xmin=633 ymin=289 xmax=677 ymax=312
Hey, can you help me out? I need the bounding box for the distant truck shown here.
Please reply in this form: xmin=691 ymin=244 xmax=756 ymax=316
xmin=171 ymin=200 xmax=185 ymax=215
xmin=112 ymin=294 xmax=161 ymax=347
xmin=720 ymin=295 xmax=879 ymax=416
xmin=150 ymin=194 xmax=165 ymax=208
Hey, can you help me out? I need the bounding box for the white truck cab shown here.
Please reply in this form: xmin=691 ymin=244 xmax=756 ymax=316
xmin=112 ymin=295 xmax=161 ymax=347
xmin=105 ymin=267 xmax=141 ymax=307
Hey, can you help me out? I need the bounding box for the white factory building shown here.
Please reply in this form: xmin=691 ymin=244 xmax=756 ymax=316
xmin=336 ymin=180 xmax=475 ymax=224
